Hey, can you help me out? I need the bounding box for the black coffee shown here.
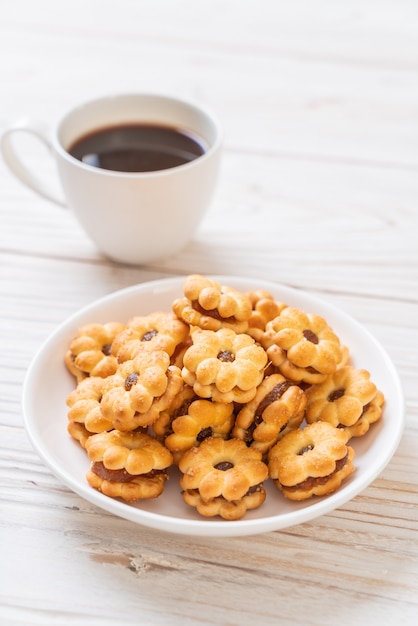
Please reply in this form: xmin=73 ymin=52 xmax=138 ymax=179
xmin=68 ymin=123 xmax=206 ymax=172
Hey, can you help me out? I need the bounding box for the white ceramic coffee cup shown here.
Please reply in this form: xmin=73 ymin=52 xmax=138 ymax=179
xmin=1 ymin=93 xmax=222 ymax=265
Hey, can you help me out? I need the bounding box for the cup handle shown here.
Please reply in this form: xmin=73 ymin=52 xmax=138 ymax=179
xmin=1 ymin=118 xmax=66 ymax=207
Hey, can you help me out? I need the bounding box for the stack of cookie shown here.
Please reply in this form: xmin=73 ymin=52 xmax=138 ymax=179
xmin=64 ymin=274 xmax=384 ymax=520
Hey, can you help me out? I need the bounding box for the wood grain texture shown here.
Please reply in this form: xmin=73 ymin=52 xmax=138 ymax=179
xmin=1 ymin=1 xmax=418 ymax=624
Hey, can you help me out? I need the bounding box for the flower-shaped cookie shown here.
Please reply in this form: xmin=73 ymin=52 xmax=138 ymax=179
xmin=305 ymin=365 xmax=384 ymax=437
xmin=261 ymin=307 xmax=342 ymax=384
xmin=111 ymin=311 xmax=189 ymax=363
xmin=181 ymin=327 xmax=268 ymax=403
xmin=181 ymin=486 xmax=266 ymax=521
xmin=67 ymin=422 xmax=92 ymax=449
xmin=233 ymin=373 xmax=307 ymax=455
xmin=101 ymin=350 xmax=183 ymax=430
xmin=268 ymin=421 xmax=355 ymax=500
xmin=179 ymin=437 xmax=268 ymax=519
xmin=245 ymin=290 xmax=287 ymax=342
xmin=66 ymin=376 xmax=114 ymax=445
xmin=162 ymin=398 xmax=235 ymax=462
xmin=344 ymin=390 xmax=385 ymax=439
xmin=173 ymin=274 xmax=252 ymax=333
xmin=152 ymin=384 xmax=197 ymax=441
xmin=85 ymin=430 xmax=173 ymax=501
xmin=65 ymin=322 xmax=125 ymax=382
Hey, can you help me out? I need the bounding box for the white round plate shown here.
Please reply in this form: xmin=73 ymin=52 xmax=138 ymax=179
xmin=22 ymin=276 xmax=405 ymax=537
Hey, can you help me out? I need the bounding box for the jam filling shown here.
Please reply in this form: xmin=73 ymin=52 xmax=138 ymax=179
xmin=185 ymin=485 xmax=264 ymax=500
xmin=303 ymin=329 xmax=319 ymax=344
xmin=328 ymin=388 xmax=345 ymax=402
xmin=245 ymin=415 xmax=263 ymax=443
xmin=102 ymin=343 xmax=112 ymax=356
xmin=197 ymin=426 xmax=213 ymax=442
xmin=163 ymin=397 xmax=197 ymax=437
xmin=245 ymin=483 xmax=263 ymax=496
xmin=192 ymin=300 xmax=235 ymax=323
xmin=124 ymin=372 xmax=139 ymax=390
xmin=172 ymin=397 xmax=196 ymax=420
xmin=91 ymin=461 xmax=165 ymax=483
xmin=214 ymin=461 xmax=234 ymax=471
xmin=256 ymin=381 xmax=294 ymax=416
xmin=245 ymin=381 xmax=294 ymax=443
xmin=285 ymin=452 xmax=349 ymax=491
xmin=217 ymin=350 xmax=235 ymax=362
xmin=362 ymin=402 xmax=371 ymax=415
xmin=141 ymin=329 xmax=158 ymax=342
xmin=170 ymin=337 xmax=192 ymax=365
xmin=298 ymin=444 xmax=313 ymax=455
xmin=337 ymin=401 xmax=370 ymax=428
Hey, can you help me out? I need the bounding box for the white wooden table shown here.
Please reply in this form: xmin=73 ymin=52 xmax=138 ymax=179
xmin=1 ymin=1 xmax=418 ymax=624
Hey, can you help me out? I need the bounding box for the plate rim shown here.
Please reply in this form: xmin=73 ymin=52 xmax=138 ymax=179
xmin=22 ymin=275 xmax=405 ymax=537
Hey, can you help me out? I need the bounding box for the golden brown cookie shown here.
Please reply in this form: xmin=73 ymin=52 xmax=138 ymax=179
xmin=85 ymin=430 xmax=173 ymax=501
xmin=65 ymin=322 xmax=125 ymax=382
xmin=160 ymin=397 xmax=235 ymax=462
xmin=173 ymin=274 xmax=252 ymax=333
xmin=179 ymin=437 xmax=268 ymax=520
xmin=344 ymin=390 xmax=385 ymax=439
xmin=338 ymin=344 xmax=351 ymax=368
xmin=100 ymin=350 xmax=183 ymax=430
xmin=151 ymin=384 xmax=197 ymax=442
xmin=305 ymin=365 xmax=384 ymax=438
xmin=61 ymin=273 xmax=386 ymax=512
xmin=169 ymin=334 xmax=193 ymax=368
xmin=67 ymin=421 xmax=91 ymax=449
xmin=66 ymin=376 xmax=114 ymax=442
xmin=245 ymin=290 xmax=287 ymax=343
xmin=181 ymin=326 xmax=268 ymax=403
xmin=232 ymin=373 xmax=307 ymax=455
xmin=268 ymin=421 xmax=355 ymax=500
xmin=181 ymin=486 xmax=266 ymax=521
xmin=261 ymin=307 xmax=342 ymax=384
xmin=111 ymin=311 xmax=189 ymax=363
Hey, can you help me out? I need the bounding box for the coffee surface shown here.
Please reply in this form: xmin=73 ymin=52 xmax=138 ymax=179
xmin=68 ymin=123 xmax=206 ymax=172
